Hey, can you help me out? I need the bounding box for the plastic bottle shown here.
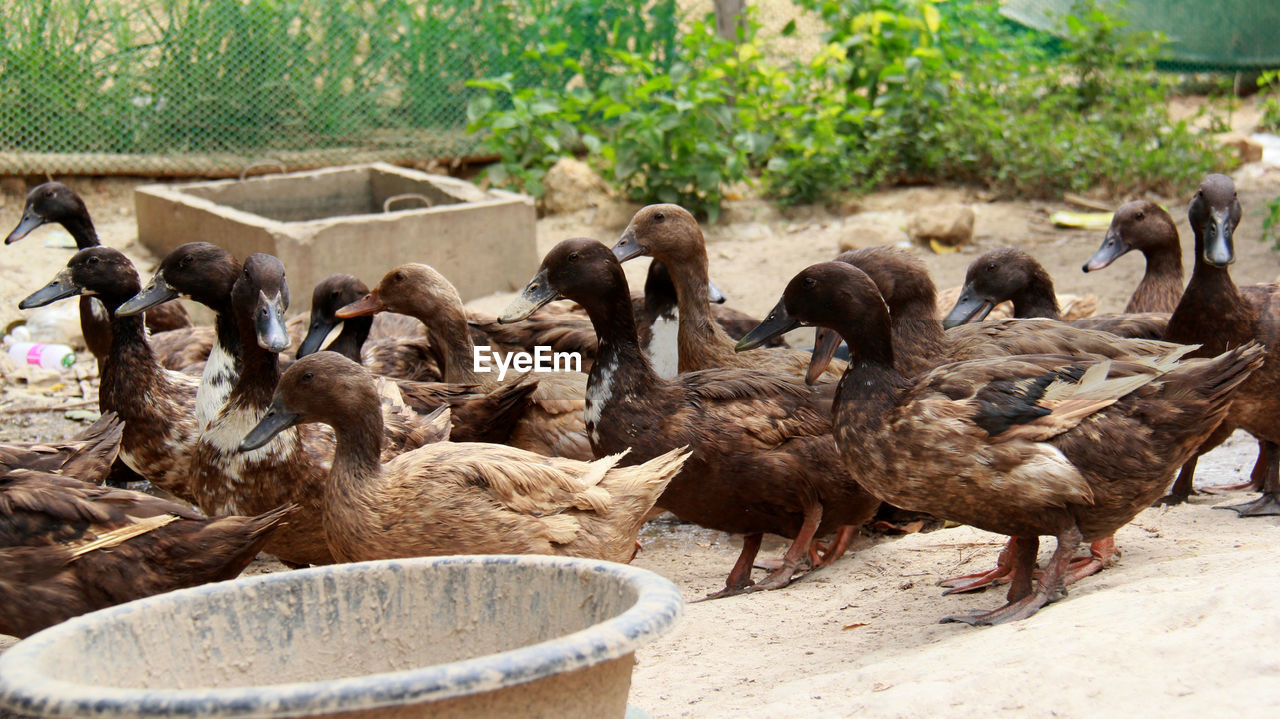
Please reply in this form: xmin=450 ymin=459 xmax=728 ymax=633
xmin=4 ymin=333 xmax=76 ymax=370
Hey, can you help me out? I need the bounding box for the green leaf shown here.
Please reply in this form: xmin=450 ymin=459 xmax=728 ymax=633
xmin=492 ymin=115 xmax=519 ymax=130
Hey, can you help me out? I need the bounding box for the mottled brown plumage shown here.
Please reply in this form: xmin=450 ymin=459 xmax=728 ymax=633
xmin=239 ymin=352 xmax=686 ymax=564
xmin=613 ymin=204 xmax=844 ymax=381
xmin=756 ymin=260 xmax=1262 ymax=624
xmin=1161 ymin=174 xmax=1280 ymax=513
xmin=945 ymin=247 xmax=1168 ymax=339
xmin=503 ymin=239 xmax=880 ymax=597
xmin=337 ymin=264 xmax=593 ymax=460
xmin=0 ymin=469 xmax=289 ymax=638
xmin=0 ymin=412 xmax=122 ymax=482
xmin=1084 ymin=200 xmax=1185 ymax=314
xmin=5 ymin=182 xmax=193 ymax=365
xmin=20 ymin=248 xmax=200 ymax=502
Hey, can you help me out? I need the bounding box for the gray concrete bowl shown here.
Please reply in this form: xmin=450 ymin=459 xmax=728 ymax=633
xmin=0 ymin=555 xmax=682 ymax=718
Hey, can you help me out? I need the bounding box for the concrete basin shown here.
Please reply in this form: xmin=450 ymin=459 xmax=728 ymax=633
xmin=0 ymin=555 xmax=682 ymax=718
xmin=134 ymin=163 xmax=537 ymax=312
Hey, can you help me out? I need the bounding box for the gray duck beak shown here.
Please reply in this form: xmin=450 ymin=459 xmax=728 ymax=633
xmin=255 ymin=290 xmax=291 ymax=353
xmin=941 ymin=282 xmax=994 ymax=329
xmin=1083 ymin=228 xmax=1131 ymax=272
xmin=1202 ymin=208 xmax=1235 ymax=267
xmin=19 ymin=268 xmax=82 ymax=308
xmin=239 ymin=397 xmax=302 ymax=451
xmin=297 ymin=316 xmax=341 ymax=358
xmin=737 ymin=297 xmax=801 ymax=352
xmin=117 ymin=271 xmax=179 ymax=317
xmin=500 ymin=269 xmax=559 ymax=323
xmin=612 ymin=227 xmax=646 ymax=262
xmin=6 ymin=207 xmax=45 ymax=245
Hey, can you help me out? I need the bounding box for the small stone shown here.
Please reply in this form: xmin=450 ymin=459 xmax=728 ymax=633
xmin=837 ymin=218 xmax=910 ymax=251
xmin=1213 ymin=132 xmax=1263 ymax=164
xmin=540 ymin=157 xmax=613 ymax=214
xmin=907 ymin=203 xmax=975 ymax=248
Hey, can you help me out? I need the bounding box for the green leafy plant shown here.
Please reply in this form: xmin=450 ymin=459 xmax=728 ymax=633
xmin=1260 ymin=71 xmax=1280 ymax=133
xmin=1263 ymin=196 xmax=1280 ymax=249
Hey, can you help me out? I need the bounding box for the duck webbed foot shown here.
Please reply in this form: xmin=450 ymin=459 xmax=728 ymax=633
xmin=942 ymin=528 xmax=1079 ymax=626
xmin=697 ymin=533 xmax=762 ymax=602
xmin=1154 ymin=456 xmax=1201 ymax=506
xmin=1217 ymin=493 xmax=1280 ymax=517
xmin=748 ymin=503 xmax=824 ymax=593
xmin=1063 ymin=535 xmax=1119 ymax=585
xmin=812 ymin=525 xmax=857 ymax=568
xmin=939 ymin=538 xmax=1019 ymax=594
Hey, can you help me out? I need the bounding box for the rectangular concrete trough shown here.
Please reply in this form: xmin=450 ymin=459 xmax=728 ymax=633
xmin=134 ymin=163 xmax=538 ymax=312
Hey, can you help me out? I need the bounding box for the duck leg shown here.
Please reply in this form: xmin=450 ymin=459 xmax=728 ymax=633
xmin=1154 ymin=455 xmax=1200 ymax=506
xmin=812 ymin=525 xmax=857 ymax=568
xmin=942 ymin=528 xmax=1079 ymax=626
xmin=748 ymin=502 xmax=823 ymax=593
xmin=1218 ymin=441 xmax=1280 ymax=517
xmin=1063 ymin=535 xmax=1118 ymax=585
xmin=1205 ymin=440 xmax=1271 ymax=493
xmin=699 ymin=533 xmax=763 ymax=601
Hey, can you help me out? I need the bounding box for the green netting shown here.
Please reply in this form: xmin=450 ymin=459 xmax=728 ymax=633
xmin=1002 ymin=0 xmax=1280 ymax=72
xmin=0 ymin=0 xmax=676 ymax=176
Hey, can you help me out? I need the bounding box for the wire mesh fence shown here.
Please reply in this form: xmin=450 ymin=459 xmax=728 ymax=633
xmin=0 ymin=0 xmax=676 ymax=177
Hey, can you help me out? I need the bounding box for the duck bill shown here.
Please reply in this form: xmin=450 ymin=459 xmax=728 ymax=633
xmin=334 ymin=291 xmax=385 ymax=319
xmin=5 ymin=209 xmax=44 ymax=245
xmin=708 ymin=280 xmax=726 ymax=304
xmin=1202 ymin=210 xmax=1235 ymax=267
xmin=611 ymin=228 xmax=646 ymax=262
xmin=500 ymin=269 xmax=558 ymax=323
xmin=117 ymin=271 xmax=179 ymax=317
xmin=1083 ymin=229 xmax=1131 ymax=272
xmin=941 ymin=284 xmax=993 ymax=329
xmin=256 ymin=291 xmax=291 ymax=353
xmin=19 ymin=269 xmax=81 ymax=309
xmin=805 ymin=328 xmax=842 ymax=385
xmin=296 ymin=317 xmax=340 ymax=358
xmin=736 ymin=298 xmax=801 ymax=353
xmin=239 ymin=398 xmax=301 ymax=451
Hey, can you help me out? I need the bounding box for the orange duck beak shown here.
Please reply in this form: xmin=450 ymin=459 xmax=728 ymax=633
xmin=335 ymin=290 xmax=386 ymax=319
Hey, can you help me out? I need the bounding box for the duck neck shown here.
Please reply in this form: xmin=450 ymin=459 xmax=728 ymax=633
xmin=1127 ymin=243 xmax=1183 ymax=313
xmin=834 ymin=314 xmax=904 ymax=434
xmin=1009 ymin=270 xmax=1060 ymax=320
xmin=79 ymin=297 xmax=113 ymax=363
xmin=60 ymin=213 xmax=99 ymax=250
xmin=328 ymin=317 xmax=372 ymax=363
xmin=583 ymin=280 xmax=661 ymax=391
xmin=97 ymin=294 xmax=165 ymax=416
xmin=662 ymin=249 xmax=736 ymax=371
xmin=210 ymin=299 xmax=243 ymax=364
xmin=411 ymin=301 xmax=480 ymax=385
xmin=328 ymin=405 xmax=387 ymax=502
xmin=231 ymin=322 xmax=280 ymax=409
xmin=1166 ymin=227 xmax=1249 ymax=349
xmin=884 ymin=290 xmax=947 ymax=376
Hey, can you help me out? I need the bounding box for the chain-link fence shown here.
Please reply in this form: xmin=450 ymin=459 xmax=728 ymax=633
xmin=0 ymin=0 xmax=676 ymax=177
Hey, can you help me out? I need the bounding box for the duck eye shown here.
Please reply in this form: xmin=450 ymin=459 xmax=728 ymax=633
xmin=88 ymin=256 xmax=99 ymax=265
xmin=1136 ymin=211 xmax=1144 ymax=221
xmin=654 ymin=212 xmax=665 ymax=222
xmin=985 ymin=263 xmax=997 ymax=272
xmin=302 ymin=372 xmax=314 ymax=382
xmin=803 ymin=277 xmax=817 ymax=288
xmin=393 ymin=271 xmax=405 ymax=282
xmin=568 ymin=251 xmax=579 ymax=262
xmin=179 ymin=255 xmax=192 ymax=267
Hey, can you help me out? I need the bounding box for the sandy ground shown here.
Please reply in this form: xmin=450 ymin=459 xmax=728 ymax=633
xmin=2 ymin=157 xmax=1280 ymax=717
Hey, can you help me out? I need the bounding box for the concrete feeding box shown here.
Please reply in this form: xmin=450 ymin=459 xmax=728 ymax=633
xmin=134 ymin=163 xmax=537 ymax=312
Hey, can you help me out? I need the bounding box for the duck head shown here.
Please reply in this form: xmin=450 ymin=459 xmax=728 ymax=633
xmin=738 ymin=262 xmax=893 ymax=382
xmin=231 ymin=253 xmax=291 ymax=353
xmin=5 ymin=182 xmax=87 ymax=245
xmin=1083 ymin=200 xmax=1175 ymax=273
xmin=297 ymin=273 xmax=370 ymax=358
xmin=240 ymin=352 xmax=372 ymax=450
xmin=613 ymin=204 xmax=705 ymax=264
xmin=501 ymin=238 xmax=622 ymax=322
xmin=336 ymin=263 xmax=461 ymax=323
xmin=20 ymin=247 xmax=140 ymax=309
xmin=1189 ymin=174 xmax=1240 ymax=267
xmin=941 ymin=248 xmax=1039 ymax=328
xmin=118 ymin=242 xmax=240 ymax=316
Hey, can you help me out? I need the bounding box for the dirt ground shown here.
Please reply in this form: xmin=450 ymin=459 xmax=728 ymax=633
xmin=2 ymin=154 xmax=1280 ymax=716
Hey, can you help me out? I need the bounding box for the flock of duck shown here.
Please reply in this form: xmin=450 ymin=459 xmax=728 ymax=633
xmin=1 ymin=172 xmax=1277 ymax=640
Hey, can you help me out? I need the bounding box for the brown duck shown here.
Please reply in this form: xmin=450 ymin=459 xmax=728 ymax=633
xmin=239 ymin=352 xmax=687 ymax=564
xmin=337 ymin=263 xmax=593 ymax=460
xmin=827 ymin=245 xmax=1198 ymax=590
xmin=942 ymin=247 xmax=1168 ymax=340
xmin=742 ymin=260 xmax=1262 ymax=624
xmin=20 ymin=248 xmax=200 ymax=502
xmin=0 ymin=412 xmax=122 ymax=482
xmin=611 ymin=203 xmax=845 ymax=381
xmin=0 ymin=469 xmax=290 ymax=638
xmin=5 ymin=182 xmax=194 ymax=362
xmin=1083 ymin=200 xmax=1185 ymax=314
xmin=501 ymin=238 xmax=880 ymax=597
xmin=1159 ymin=174 xmax=1280 ymax=515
